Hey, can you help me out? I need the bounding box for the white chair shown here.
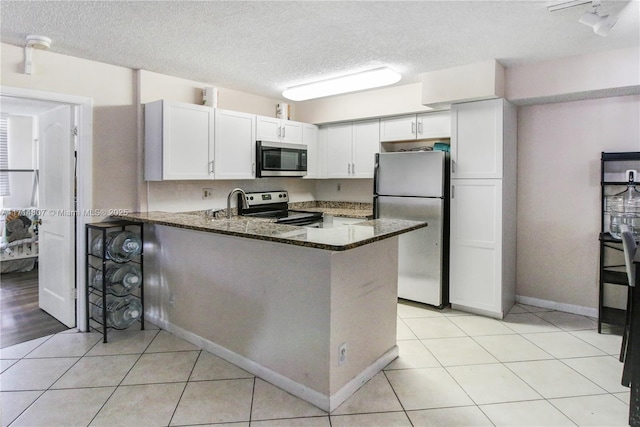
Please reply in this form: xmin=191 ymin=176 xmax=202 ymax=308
xmin=620 ymin=230 xmax=636 ymax=386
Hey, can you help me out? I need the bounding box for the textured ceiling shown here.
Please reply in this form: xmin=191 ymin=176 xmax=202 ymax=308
xmin=1 ymin=1 xmax=639 ymax=101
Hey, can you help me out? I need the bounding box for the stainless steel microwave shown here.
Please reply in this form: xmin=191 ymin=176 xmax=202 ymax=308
xmin=256 ymin=141 xmax=308 ymax=177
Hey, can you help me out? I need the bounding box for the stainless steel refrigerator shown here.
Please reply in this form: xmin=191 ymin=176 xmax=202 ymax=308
xmin=373 ymin=151 xmax=449 ymax=307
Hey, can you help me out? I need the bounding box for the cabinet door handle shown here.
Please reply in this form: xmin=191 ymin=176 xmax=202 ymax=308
xmin=352 ymin=163 xmax=355 ymax=174
xmin=278 ymin=126 xmax=281 ymax=138
xmin=451 ymin=185 xmax=455 ymax=199
xmin=209 ymin=160 xmax=215 ymax=174
xmin=282 ymin=126 xmax=286 ymax=138
xmin=451 ymin=159 xmax=456 ymax=174
xmin=418 ymin=121 xmax=423 ymax=135
xmin=252 ymin=162 xmax=255 ymax=175
xmin=348 ymin=163 xmax=351 ymax=174
xmin=411 ymin=122 xmax=416 ymax=134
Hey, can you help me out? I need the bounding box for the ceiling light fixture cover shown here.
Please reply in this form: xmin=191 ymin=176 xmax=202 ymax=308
xmin=282 ymin=67 xmax=401 ymax=101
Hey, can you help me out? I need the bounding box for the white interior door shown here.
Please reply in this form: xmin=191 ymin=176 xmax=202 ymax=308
xmin=38 ymin=105 xmax=76 ymax=327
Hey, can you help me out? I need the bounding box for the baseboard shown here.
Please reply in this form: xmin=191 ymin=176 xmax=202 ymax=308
xmin=516 ymin=295 xmax=598 ymax=318
xmin=328 ymin=345 xmax=399 ymax=412
xmin=145 ymin=313 xmax=397 ymax=412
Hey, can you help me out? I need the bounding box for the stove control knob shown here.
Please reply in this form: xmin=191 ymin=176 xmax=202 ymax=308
xmin=249 ymin=196 xmax=254 ymax=200
xmin=279 ymin=193 xmax=284 ymax=198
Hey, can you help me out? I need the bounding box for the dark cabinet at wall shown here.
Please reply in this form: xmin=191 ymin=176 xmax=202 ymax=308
xmin=86 ymin=221 xmax=144 ymax=343
xmin=598 ymin=152 xmax=640 ymax=332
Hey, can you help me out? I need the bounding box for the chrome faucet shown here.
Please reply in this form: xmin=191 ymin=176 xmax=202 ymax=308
xmin=226 ymin=188 xmax=248 ymax=219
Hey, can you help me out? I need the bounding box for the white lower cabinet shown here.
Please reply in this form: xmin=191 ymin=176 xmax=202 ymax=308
xmin=322 ymin=120 xmax=379 ymax=178
xmin=450 ymin=179 xmax=505 ymax=317
xmin=214 ymin=109 xmax=256 ymax=179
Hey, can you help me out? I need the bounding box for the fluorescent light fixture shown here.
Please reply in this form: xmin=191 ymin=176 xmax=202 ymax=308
xmin=282 ymin=67 xmax=401 ymax=101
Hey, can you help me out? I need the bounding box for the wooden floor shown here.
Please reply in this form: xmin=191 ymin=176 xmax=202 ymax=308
xmin=1 ymin=269 xmax=69 ymax=348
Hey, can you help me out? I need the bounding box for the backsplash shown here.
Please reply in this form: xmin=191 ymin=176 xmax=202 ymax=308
xmin=290 ymin=201 xmax=373 ymax=210
xmin=146 ymin=179 xmax=316 ymax=212
xmin=145 ymin=178 xmax=374 ymax=212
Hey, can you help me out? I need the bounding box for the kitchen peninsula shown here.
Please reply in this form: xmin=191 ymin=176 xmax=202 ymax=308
xmin=116 ymin=211 xmax=426 ymax=412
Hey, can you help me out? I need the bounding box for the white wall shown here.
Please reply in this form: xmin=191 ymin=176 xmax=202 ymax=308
xmin=516 ymin=94 xmax=640 ymax=309
xmin=506 ymin=47 xmax=640 ymax=105
xmin=1 ymin=42 xmax=137 ymax=212
xmin=1 ymin=115 xmax=34 ymax=208
xmin=315 ymin=179 xmax=373 ymax=204
xmin=295 ymin=82 xmax=436 ymax=124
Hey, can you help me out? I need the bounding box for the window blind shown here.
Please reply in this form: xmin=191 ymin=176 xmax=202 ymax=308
xmin=0 ymin=114 xmax=9 ymax=196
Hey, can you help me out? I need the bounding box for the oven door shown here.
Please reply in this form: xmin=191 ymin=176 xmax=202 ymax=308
xmin=256 ymin=141 xmax=308 ymax=177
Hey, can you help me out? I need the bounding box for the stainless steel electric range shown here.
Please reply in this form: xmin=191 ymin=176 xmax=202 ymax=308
xmin=238 ymin=190 xmax=323 ymax=226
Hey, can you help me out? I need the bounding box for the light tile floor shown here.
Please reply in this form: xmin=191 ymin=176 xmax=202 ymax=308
xmin=0 ymin=302 xmax=631 ymax=426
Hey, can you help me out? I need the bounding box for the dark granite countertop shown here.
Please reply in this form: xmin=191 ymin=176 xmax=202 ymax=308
xmin=115 ymin=211 xmax=425 ymax=251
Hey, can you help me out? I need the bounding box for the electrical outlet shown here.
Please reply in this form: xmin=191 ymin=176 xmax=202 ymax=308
xmin=337 ymin=183 xmax=342 ymax=192
xmin=202 ymin=188 xmax=213 ymax=200
xmin=338 ymin=342 xmax=347 ymax=366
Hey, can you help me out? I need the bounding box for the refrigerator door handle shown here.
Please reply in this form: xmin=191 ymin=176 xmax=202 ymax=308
xmin=373 ymin=154 xmax=380 ymax=195
xmin=373 ymin=195 xmax=378 ymax=218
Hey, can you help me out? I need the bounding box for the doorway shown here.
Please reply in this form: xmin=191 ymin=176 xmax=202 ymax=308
xmin=0 ymin=87 xmax=93 ymax=347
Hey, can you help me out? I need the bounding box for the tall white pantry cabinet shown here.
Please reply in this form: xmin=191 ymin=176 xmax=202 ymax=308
xmin=449 ymin=98 xmax=517 ymax=319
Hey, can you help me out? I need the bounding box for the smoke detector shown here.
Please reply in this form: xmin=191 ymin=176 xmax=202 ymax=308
xmin=26 ymin=35 xmax=51 ymax=50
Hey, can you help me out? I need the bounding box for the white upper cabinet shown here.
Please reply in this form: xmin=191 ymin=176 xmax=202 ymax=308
xmin=418 ymin=111 xmax=451 ymax=139
xmin=379 ymin=111 xmax=451 ymax=142
xmin=214 ymin=109 xmax=256 ymax=180
xmin=324 ymin=120 xmax=380 ymax=179
xmin=352 ymin=120 xmax=380 ymax=178
xmin=450 ymin=99 xmax=504 ymax=179
xmin=379 ymin=114 xmax=416 ymax=142
xmin=145 ymin=100 xmax=214 ymax=181
xmin=303 ymin=123 xmax=321 ymax=179
xmin=256 ymin=115 xmax=303 ymax=144
xmin=325 ymin=123 xmax=353 ymax=178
